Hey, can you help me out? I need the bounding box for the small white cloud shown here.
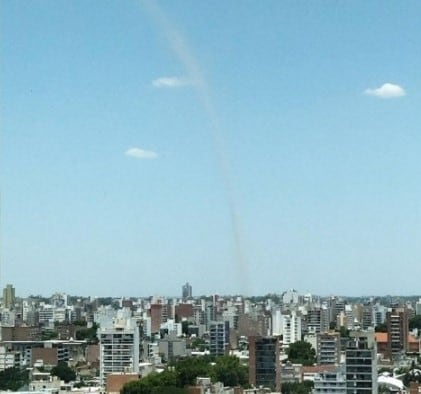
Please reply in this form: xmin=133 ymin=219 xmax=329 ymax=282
xmin=125 ymin=147 xmax=158 ymax=159
xmin=364 ymin=83 xmax=406 ymax=99
xmin=152 ymin=76 xmax=191 ymax=88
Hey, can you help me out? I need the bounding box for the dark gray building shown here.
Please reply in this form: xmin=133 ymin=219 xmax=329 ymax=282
xmin=345 ymin=331 xmax=377 ymax=393
xmin=181 ymin=282 xmax=192 ymax=300
xmin=209 ymin=321 xmax=229 ymax=357
xmin=248 ymin=336 xmax=280 ymax=391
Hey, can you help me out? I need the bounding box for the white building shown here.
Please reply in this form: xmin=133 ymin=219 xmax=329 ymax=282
xmin=38 ymin=305 xmax=54 ymax=325
xmin=0 ymin=309 xmax=15 ymax=327
xmin=222 ymin=306 xmax=238 ymax=330
xmin=142 ymin=317 xmax=152 ymax=338
xmin=282 ymin=289 xmax=299 ymax=307
xmin=415 ymin=298 xmax=421 ymax=316
xmin=145 ymin=341 xmax=161 ymax=364
xmin=373 ymin=303 xmax=387 ymax=326
xmin=0 ymin=345 xmax=20 ymax=371
xmin=344 ymin=305 xmax=354 ymax=330
xmin=313 ymin=367 xmax=346 ymax=394
xmin=272 ymin=309 xmax=282 ymax=336
xmin=282 ymin=311 xmax=302 ymax=347
xmin=160 ymin=319 xmax=182 ymax=337
xmin=98 ymin=316 xmax=140 ymax=387
xmin=53 ymin=307 xmax=67 ymax=323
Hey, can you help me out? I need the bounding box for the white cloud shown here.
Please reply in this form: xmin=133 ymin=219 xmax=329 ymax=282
xmin=364 ymin=83 xmax=406 ymax=99
xmin=125 ymin=147 xmax=158 ymax=159
xmin=152 ymin=76 xmax=191 ymax=88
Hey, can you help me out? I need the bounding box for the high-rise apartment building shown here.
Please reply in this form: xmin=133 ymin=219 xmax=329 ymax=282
xmin=416 ymin=299 xmax=421 ymax=316
xmin=344 ymin=305 xmax=355 ymax=330
xmin=386 ymin=307 xmax=409 ymax=359
xmin=373 ymin=303 xmax=387 ymax=327
xmin=205 ymin=301 xmax=216 ymax=330
xmin=182 ymin=282 xmax=192 ymax=300
xmin=361 ymin=304 xmax=373 ymax=330
xmin=150 ymin=304 xmax=163 ymax=334
xmin=98 ymin=317 xmax=140 ymax=387
xmin=248 ymin=336 xmax=280 ymax=391
xmin=282 ymin=289 xmax=299 ymax=306
xmin=345 ymin=331 xmax=377 ymax=393
xmin=307 ymin=307 xmax=329 ymax=334
xmin=282 ymin=311 xmax=302 ymax=346
xmin=3 ymin=284 xmax=15 ymax=310
xmin=313 ymin=367 xmax=346 ymax=394
xmin=209 ymin=321 xmax=229 ymax=357
xmin=317 ymin=332 xmax=340 ymax=365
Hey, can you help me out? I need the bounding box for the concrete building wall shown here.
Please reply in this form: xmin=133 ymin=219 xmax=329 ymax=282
xmin=31 ymin=347 xmax=58 ymax=366
xmin=107 ymin=373 xmax=139 ymax=394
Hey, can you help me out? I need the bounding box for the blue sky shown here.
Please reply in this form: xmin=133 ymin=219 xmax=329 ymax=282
xmin=1 ymin=1 xmax=421 ymax=297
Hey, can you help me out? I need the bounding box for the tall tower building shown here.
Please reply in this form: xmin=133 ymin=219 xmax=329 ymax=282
xmin=209 ymin=321 xmax=229 ymax=357
xmin=3 ymin=284 xmax=15 ymax=310
xmin=98 ymin=317 xmax=140 ymax=387
xmin=307 ymin=307 xmax=329 ymax=334
xmin=182 ymin=282 xmax=192 ymax=300
xmin=361 ymin=304 xmax=373 ymax=329
xmin=416 ymin=299 xmax=421 ymax=316
xmin=282 ymin=311 xmax=302 ymax=346
xmin=150 ymin=304 xmax=163 ymax=334
xmin=314 ymin=366 xmax=346 ymax=394
xmin=248 ymin=336 xmax=280 ymax=392
xmin=386 ymin=307 xmax=409 ymax=359
xmin=345 ymin=331 xmax=377 ymax=393
xmin=317 ymin=332 xmax=340 ymax=365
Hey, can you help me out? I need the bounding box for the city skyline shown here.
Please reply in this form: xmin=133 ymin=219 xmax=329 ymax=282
xmin=1 ymin=1 xmax=421 ymax=296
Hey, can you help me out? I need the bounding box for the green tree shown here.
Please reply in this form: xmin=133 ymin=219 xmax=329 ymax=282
xmin=189 ymin=337 xmax=207 ymax=351
xmin=378 ymin=384 xmax=392 ymax=393
xmin=281 ymin=381 xmax=313 ymax=394
xmin=375 ymin=323 xmax=388 ymax=333
xmin=174 ymin=356 xmax=212 ymax=387
xmin=286 ymin=341 xmax=316 ymax=366
xmin=338 ymin=326 xmax=350 ymax=338
xmin=378 ymin=367 xmax=393 ymax=375
xmin=409 ymin=315 xmax=421 ymax=330
xmin=210 ymin=355 xmax=248 ymax=387
xmin=121 ymin=370 xmax=186 ymax=394
xmin=42 ymin=329 xmax=58 ymax=340
xmin=51 ymin=362 xmax=76 ymax=383
xmin=0 ymin=367 xmax=29 ymax=391
xmin=76 ymin=322 xmax=99 ymax=343
xmin=122 ymin=355 xmax=251 ymax=393
xmin=181 ymin=320 xmax=189 ymax=335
